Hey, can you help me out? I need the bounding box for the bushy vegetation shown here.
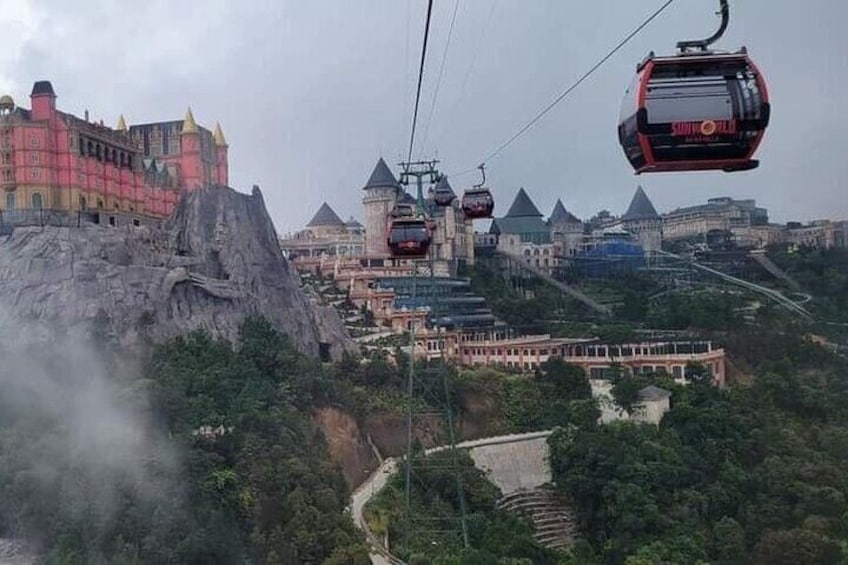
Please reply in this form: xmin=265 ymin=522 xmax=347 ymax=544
xmin=549 ymin=331 xmax=848 ymax=564
xmin=771 ymin=247 xmax=848 ymax=323
xmin=0 ymin=318 xmax=369 ymax=564
xmin=365 ymin=449 xmax=564 ymax=564
xmin=363 ymin=359 xmax=600 ymax=563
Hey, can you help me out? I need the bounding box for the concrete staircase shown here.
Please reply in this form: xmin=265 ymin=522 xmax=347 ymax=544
xmin=496 ymin=485 xmax=578 ymax=550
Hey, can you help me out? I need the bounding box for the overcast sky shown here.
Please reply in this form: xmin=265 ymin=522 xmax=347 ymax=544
xmin=1 ymin=0 xmax=846 ymax=232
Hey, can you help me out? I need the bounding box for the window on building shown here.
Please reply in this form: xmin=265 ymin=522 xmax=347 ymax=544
xmin=31 ymin=192 xmax=42 ymax=209
xmin=97 ymin=198 xmax=104 ymax=209
xmin=2 ymin=152 xmax=9 ymax=165
xmin=30 ymin=152 xmax=39 ymax=165
xmin=108 ymin=216 xmax=116 ymax=226
xmin=30 ymin=136 xmax=40 ymax=148
xmin=79 ymin=196 xmax=87 ymax=210
xmin=672 ymin=366 xmax=683 ymax=378
xmin=2 ymin=170 xmax=11 ymax=182
xmin=5 ymin=192 xmax=15 ymax=210
xmin=31 ymin=169 xmax=40 ymax=180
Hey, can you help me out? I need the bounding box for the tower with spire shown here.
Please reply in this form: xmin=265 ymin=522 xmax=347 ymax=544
xmin=180 ymin=107 xmax=202 ymax=190
xmin=214 ymin=122 xmax=228 ymax=186
xmin=548 ymin=198 xmax=584 ymax=257
xmin=361 ymin=157 xmax=400 ymax=258
xmin=618 ymin=186 xmax=662 ymax=252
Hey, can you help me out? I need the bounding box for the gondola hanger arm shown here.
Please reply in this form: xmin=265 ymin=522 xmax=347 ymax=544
xmin=676 ymin=0 xmax=729 ymax=53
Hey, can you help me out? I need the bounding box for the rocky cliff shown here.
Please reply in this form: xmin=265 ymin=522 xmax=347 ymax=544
xmin=0 ymin=185 xmax=354 ymax=359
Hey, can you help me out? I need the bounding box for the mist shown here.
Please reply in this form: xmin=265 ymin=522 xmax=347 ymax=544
xmin=0 ymin=311 xmax=185 ymax=562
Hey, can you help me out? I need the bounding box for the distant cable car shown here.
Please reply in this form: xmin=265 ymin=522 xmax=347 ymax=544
xmin=461 ymin=165 xmax=495 ymax=219
xmin=618 ymin=0 xmax=770 ymax=174
xmin=432 ymin=175 xmax=456 ymax=207
xmin=387 ymin=217 xmax=431 ymax=257
xmin=390 ymin=202 xmax=415 ymax=218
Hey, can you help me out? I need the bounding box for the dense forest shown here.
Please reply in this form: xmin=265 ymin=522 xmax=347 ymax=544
xmin=0 ymin=318 xmax=369 ymax=564
xmin=550 ymin=330 xmax=848 ymax=564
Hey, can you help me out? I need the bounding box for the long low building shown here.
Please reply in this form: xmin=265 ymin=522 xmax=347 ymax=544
xmin=415 ymin=332 xmax=726 ymax=385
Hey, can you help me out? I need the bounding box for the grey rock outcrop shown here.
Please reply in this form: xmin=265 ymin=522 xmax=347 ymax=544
xmin=0 ymin=185 xmax=355 ymax=359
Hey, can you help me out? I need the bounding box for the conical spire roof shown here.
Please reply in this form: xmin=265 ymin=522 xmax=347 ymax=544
xmin=214 ymin=122 xmax=227 ymax=146
xmin=505 ymin=187 xmax=543 ymax=218
xmin=548 ymin=198 xmax=581 ymax=225
xmin=363 ymin=157 xmax=399 ymax=190
xmin=622 ymin=186 xmax=659 ymax=221
xmin=435 ymin=175 xmax=453 ymax=191
xmin=307 ymin=202 xmax=345 ymax=227
xmin=182 ymin=107 xmax=198 ymax=134
xmin=434 ymin=175 xmax=455 ymax=195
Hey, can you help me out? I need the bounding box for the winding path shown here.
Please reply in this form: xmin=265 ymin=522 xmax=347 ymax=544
xmin=350 ymin=381 xmax=626 ymax=563
xmin=350 ymin=431 xmax=554 ymax=564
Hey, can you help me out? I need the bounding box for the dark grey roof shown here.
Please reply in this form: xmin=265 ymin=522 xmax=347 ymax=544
xmin=31 ymin=81 xmax=55 ymax=96
xmin=399 ymin=191 xmax=416 ymax=204
xmin=307 ymin=202 xmax=345 ymax=227
xmin=489 ymin=217 xmax=552 ymax=243
xmin=637 ymin=385 xmax=672 ymax=401
xmin=505 ymin=188 xmax=543 ymax=218
xmin=345 ymin=216 xmax=363 ymax=227
xmin=434 ymin=175 xmax=455 ymax=195
xmin=622 ymin=186 xmax=659 ymax=221
xmin=363 ymin=157 xmax=399 ymax=190
xmin=548 ymin=199 xmax=581 ymax=225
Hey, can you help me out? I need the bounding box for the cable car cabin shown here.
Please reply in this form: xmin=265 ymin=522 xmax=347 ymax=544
xmin=433 ymin=185 xmax=455 ymax=207
xmin=390 ymin=203 xmax=415 ymax=218
xmin=387 ymin=218 xmax=431 ymax=257
xmin=618 ymin=51 xmax=770 ymax=174
xmin=461 ymin=189 xmax=494 ymax=219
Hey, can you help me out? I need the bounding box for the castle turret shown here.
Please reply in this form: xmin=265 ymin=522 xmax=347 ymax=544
xmin=548 ymin=199 xmax=584 ymax=257
xmin=180 ymin=107 xmax=202 ymax=190
xmin=362 ymin=157 xmax=399 ymax=258
xmin=621 ymin=186 xmax=662 ymax=252
xmin=30 ymin=81 xmax=56 ymax=121
xmin=214 ymin=122 xmax=228 ymax=186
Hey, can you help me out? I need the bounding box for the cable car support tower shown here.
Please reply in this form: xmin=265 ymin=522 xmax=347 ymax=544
xmin=397 ymin=159 xmax=470 ymax=553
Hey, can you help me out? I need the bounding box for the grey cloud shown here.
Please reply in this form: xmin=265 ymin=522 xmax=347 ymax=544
xmin=4 ymin=0 xmax=846 ymax=231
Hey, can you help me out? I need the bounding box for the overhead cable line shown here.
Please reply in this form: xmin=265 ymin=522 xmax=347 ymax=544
xmin=407 ymin=0 xmax=436 ymax=163
xmin=452 ymin=0 xmax=676 ymax=177
xmin=444 ymin=1 xmax=499 ymax=144
xmin=418 ymin=0 xmax=460 ymax=158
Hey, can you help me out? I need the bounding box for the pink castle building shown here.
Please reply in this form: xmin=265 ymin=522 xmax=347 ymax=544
xmin=0 ymin=80 xmax=228 ymax=225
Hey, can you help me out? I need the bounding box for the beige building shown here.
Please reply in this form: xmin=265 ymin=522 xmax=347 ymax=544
xmin=786 ymin=220 xmax=847 ymax=249
xmin=631 ymin=385 xmax=672 ymax=425
xmin=662 ymin=197 xmax=768 ymax=241
xmin=279 ymin=202 xmax=364 ymax=261
xmin=427 ymin=333 xmax=726 ymax=385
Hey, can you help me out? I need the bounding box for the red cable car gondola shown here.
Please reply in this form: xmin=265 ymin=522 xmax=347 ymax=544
xmin=432 ymin=175 xmax=456 ymax=207
xmin=618 ymin=0 xmax=770 ymax=174
xmin=387 ymin=217 xmax=431 ymax=257
xmin=461 ymin=165 xmax=495 ymax=220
